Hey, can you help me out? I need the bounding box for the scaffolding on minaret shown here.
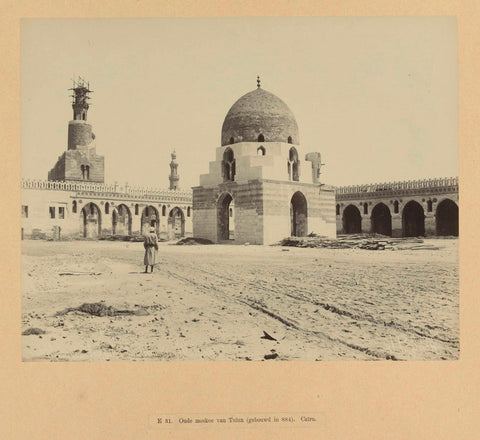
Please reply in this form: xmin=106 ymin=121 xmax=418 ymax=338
xmin=69 ymin=76 xmax=93 ymax=121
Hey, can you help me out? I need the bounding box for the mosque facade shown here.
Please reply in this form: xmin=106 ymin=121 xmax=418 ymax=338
xmin=21 ymin=78 xmax=193 ymax=241
xmin=21 ymin=77 xmax=458 ymax=242
xmin=192 ymin=78 xmax=337 ymax=245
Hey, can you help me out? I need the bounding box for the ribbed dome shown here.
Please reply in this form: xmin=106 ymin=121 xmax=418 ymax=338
xmin=221 ymin=87 xmax=299 ymax=146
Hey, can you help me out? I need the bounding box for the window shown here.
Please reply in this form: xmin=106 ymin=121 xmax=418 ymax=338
xmin=21 ymin=205 xmax=28 ymax=218
xmin=288 ymin=147 xmax=299 ymax=181
xmin=135 ymin=204 xmax=139 ymax=215
xmin=394 ymin=200 xmax=399 ymax=214
xmin=162 ymin=205 xmax=166 ymax=216
xmin=258 ymin=134 xmax=265 ymax=142
xmin=59 ymin=207 xmax=65 ymax=219
xmin=72 ymin=201 xmax=77 ymax=213
xmin=288 ymin=136 xmax=293 ymax=144
xmin=257 ymin=146 xmax=265 ymax=156
xmin=229 ymin=137 xmax=234 ymax=144
xmin=427 ymin=200 xmax=433 ymax=212
xmin=363 ymin=203 xmax=368 ymax=215
xmin=336 ymin=204 xmax=340 ymax=216
xmin=223 ymin=148 xmax=236 ymax=182
xmin=49 ymin=207 xmax=55 ymax=219
xmin=81 ymin=165 xmax=85 ymax=180
xmin=86 ymin=165 xmax=90 ymax=180
xmin=187 ymin=207 xmax=191 ymax=217
xmin=105 ymin=202 xmax=110 ymax=214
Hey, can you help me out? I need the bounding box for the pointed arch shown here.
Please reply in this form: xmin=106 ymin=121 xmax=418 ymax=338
xmin=82 ymin=202 xmax=101 ymax=238
xmin=371 ymin=203 xmax=392 ymax=236
xmin=141 ymin=205 xmax=159 ymax=236
xmin=402 ymin=201 xmax=425 ymax=237
xmin=217 ymin=192 xmax=234 ymax=241
xmin=342 ymin=204 xmax=362 ymax=234
xmin=290 ymin=191 xmax=308 ymax=237
xmin=436 ymin=199 xmax=458 ymax=236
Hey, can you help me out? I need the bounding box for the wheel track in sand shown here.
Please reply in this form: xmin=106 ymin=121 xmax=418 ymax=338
xmin=164 ymin=259 xmax=458 ymax=348
xmin=162 ymin=263 xmax=434 ymax=360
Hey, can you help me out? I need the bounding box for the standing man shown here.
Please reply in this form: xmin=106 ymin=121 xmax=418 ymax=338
xmin=143 ymin=226 xmax=158 ymax=273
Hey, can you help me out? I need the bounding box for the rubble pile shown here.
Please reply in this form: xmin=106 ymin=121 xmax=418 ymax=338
xmin=278 ymin=234 xmax=440 ymax=251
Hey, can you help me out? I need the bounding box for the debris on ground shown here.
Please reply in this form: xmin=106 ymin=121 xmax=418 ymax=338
xmin=175 ymin=237 xmax=213 ymax=245
xmin=59 ymin=271 xmax=102 ymax=276
xmin=261 ymin=331 xmax=277 ymax=341
xmin=264 ymin=353 xmax=279 ymax=360
xmin=277 ymin=234 xmax=440 ymax=251
xmin=55 ymin=302 xmax=150 ymax=317
xmin=22 ymin=327 xmax=46 ymax=336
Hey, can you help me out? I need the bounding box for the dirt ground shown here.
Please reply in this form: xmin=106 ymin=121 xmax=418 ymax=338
xmin=21 ymin=238 xmax=459 ymax=361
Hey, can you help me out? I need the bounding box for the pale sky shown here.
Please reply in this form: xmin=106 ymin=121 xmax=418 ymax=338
xmin=21 ymin=17 xmax=457 ymax=190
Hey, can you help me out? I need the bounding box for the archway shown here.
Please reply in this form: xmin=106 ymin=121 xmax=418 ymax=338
xmin=402 ymin=201 xmax=425 ymax=237
xmin=342 ymin=205 xmax=362 ymax=234
xmin=168 ymin=207 xmax=185 ymax=240
xmin=113 ymin=204 xmax=132 ymax=236
xmin=217 ymin=192 xmax=234 ymax=241
xmin=141 ymin=206 xmax=159 ymax=235
xmin=82 ymin=202 xmax=101 ymax=238
xmin=436 ymin=199 xmax=458 ymax=236
xmin=290 ymin=191 xmax=308 ymax=237
xmin=371 ymin=203 xmax=392 ymax=236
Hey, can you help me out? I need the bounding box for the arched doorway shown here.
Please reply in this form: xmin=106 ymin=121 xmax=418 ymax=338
xmin=141 ymin=206 xmax=159 ymax=235
xmin=402 ymin=201 xmax=425 ymax=237
xmin=436 ymin=199 xmax=458 ymax=236
xmin=371 ymin=203 xmax=392 ymax=236
xmin=82 ymin=202 xmax=101 ymax=238
xmin=113 ymin=204 xmax=132 ymax=236
xmin=168 ymin=207 xmax=185 ymax=240
xmin=342 ymin=205 xmax=362 ymax=234
xmin=218 ymin=193 xmax=234 ymax=241
xmin=290 ymin=191 xmax=308 ymax=237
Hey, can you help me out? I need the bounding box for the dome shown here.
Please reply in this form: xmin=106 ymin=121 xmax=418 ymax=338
xmin=221 ymin=86 xmax=299 ymax=146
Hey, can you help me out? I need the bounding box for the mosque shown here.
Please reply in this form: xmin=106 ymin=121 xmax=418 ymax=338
xmin=21 ymin=78 xmax=193 ymax=241
xmin=21 ymin=77 xmax=459 ymax=242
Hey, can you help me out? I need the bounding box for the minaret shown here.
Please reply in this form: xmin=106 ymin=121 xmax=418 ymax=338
xmin=169 ymin=150 xmax=180 ymax=190
xmin=68 ymin=77 xmax=94 ymax=150
xmin=48 ymin=77 xmax=104 ymax=183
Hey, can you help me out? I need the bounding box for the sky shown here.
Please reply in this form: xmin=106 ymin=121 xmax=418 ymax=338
xmin=21 ymin=17 xmax=457 ymax=190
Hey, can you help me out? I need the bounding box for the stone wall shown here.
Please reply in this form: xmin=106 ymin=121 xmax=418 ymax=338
xmin=21 ymin=180 xmax=193 ymax=240
xmin=335 ymin=177 xmax=459 ymax=237
xmin=193 ymin=179 xmax=336 ymax=245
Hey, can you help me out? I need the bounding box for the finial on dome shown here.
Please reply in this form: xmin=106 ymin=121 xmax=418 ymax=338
xmin=257 ymin=75 xmax=261 ymax=88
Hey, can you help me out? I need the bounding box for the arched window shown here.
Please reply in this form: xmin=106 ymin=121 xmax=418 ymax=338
xmin=257 ymin=146 xmax=265 ymax=156
xmin=105 ymin=202 xmax=110 ymax=214
xmin=187 ymin=207 xmax=191 ymax=217
xmin=162 ymin=205 xmax=166 ymax=216
xmin=223 ymin=148 xmax=236 ymax=182
xmin=427 ymin=200 xmax=433 ymax=212
xmin=288 ymin=136 xmax=293 ymax=144
xmin=336 ymin=204 xmax=340 ymax=216
xmin=394 ymin=200 xmax=399 ymax=214
xmin=135 ymin=204 xmax=139 ymax=215
xmin=81 ymin=165 xmax=85 ymax=180
xmin=229 ymin=137 xmax=234 ymax=145
xmin=288 ymin=147 xmax=299 ymax=181
xmin=258 ymin=134 xmax=265 ymax=142
xmin=86 ymin=165 xmax=90 ymax=180
xmin=363 ymin=203 xmax=368 ymax=215
xmin=72 ymin=200 xmax=77 ymax=213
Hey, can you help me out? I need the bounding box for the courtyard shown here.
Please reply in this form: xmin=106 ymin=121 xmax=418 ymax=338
xmin=21 ymin=239 xmax=459 ymax=361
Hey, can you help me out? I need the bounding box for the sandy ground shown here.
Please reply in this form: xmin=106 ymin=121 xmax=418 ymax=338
xmin=21 ymin=239 xmax=459 ymax=362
